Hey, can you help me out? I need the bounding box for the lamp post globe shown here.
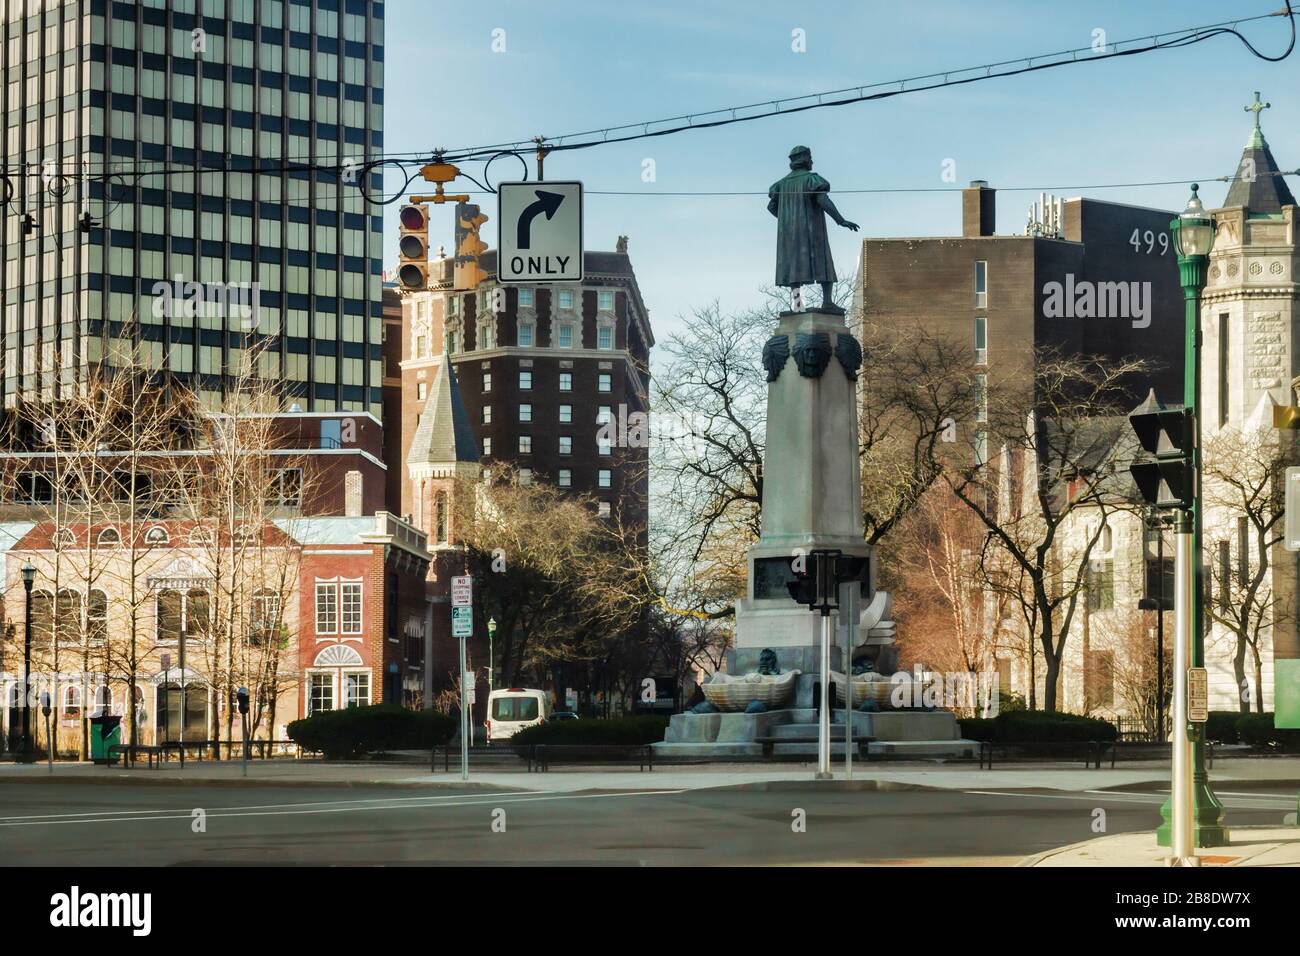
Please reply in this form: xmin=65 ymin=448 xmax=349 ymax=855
xmin=1171 ymin=184 xmax=1214 ymax=258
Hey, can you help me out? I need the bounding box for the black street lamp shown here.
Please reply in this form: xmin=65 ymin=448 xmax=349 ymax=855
xmin=19 ymin=562 xmax=35 ymax=761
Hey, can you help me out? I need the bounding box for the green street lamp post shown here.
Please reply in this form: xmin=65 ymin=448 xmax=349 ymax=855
xmin=1158 ymin=184 xmax=1229 ymax=848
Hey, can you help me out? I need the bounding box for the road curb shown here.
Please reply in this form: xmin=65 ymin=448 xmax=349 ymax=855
xmin=699 ymin=778 xmax=943 ymax=794
xmin=0 ymin=773 xmax=531 ymax=793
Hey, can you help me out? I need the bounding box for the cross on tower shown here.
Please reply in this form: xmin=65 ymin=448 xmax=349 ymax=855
xmin=1245 ymin=91 xmax=1271 ymax=130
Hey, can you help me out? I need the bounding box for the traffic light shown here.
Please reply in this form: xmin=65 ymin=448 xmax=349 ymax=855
xmin=397 ymin=203 xmax=429 ymax=291
xmin=786 ymin=550 xmax=872 ymax=612
xmin=1128 ymin=388 xmax=1194 ymax=510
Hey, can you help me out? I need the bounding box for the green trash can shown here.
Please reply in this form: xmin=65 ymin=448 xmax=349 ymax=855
xmin=90 ymin=715 xmax=122 ymax=765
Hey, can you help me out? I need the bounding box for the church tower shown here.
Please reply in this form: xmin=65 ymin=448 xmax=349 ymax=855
xmin=1201 ymin=92 xmax=1300 ymax=710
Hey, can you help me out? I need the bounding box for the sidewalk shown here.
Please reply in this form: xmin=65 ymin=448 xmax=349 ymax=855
xmin=1022 ymin=827 xmax=1300 ymax=866
xmin=3 ymin=752 xmax=1300 ymax=796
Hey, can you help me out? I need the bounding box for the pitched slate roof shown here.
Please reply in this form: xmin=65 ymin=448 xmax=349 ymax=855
xmin=1223 ymin=122 xmax=1297 ymax=215
xmin=406 ymin=350 xmax=480 ymax=468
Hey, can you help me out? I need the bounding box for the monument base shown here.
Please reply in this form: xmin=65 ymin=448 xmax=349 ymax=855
xmin=653 ymin=706 xmax=976 ymax=761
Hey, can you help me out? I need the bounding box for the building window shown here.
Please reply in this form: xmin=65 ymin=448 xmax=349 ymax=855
xmin=598 ymin=373 xmax=612 ymax=393
xmin=316 ymin=579 xmax=362 ymax=635
xmin=559 ymin=436 xmax=572 ymax=456
xmin=483 ymin=372 xmax=492 ymax=392
xmin=598 ymin=290 xmax=614 ymax=312
xmin=1087 ymin=560 xmax=1115 ymax=611
xmin=309 ymin=673 xmax=334 ymax=714
xmin=482 ymin=405 xmax=492 ymax=424
xmin=1218 ymin=312 xmax=1230 ymax=428
xmin=417 ymin=381 xmax=427 ymax=401
xmin=975 ymin=316 xmax=987 ymax=365
xmin=519 ymin=371 xmax=533 ymax=390
xmin=1085 ymin=650 xmax=1115 ymax=710
xmin=519 ymin=468 xmax=533 ymax=486
xmin=482 ymin=437 xmax=492 ymax=456
xmin=598 ymin=469 xmax=612 ymax=489
xmin=435 ymin=491 xmax=448 ymax=544
xmin=96 ymin=527 xmax=121 ymax=548
xmin=478 ymin=318 xmax=495 ymax=350
xmin=975 ymin=373 xmax=988 ymax=423
xmin=144 ymin=526 xmax=169 ymax=547
xmin=975 ymin=260 xmax=987 ymax=309
xmin=251 ymin=589 xmax=281 ymax=645
xmin=557 ymin=324 xmax=574 ymax=349
xmin=344 ymin=672 xmax=370 ymax=708
xmin=88 ymin=590 xmax=108 ymax=644
xmin=558 ymin=469 xmax=572 ymax=487
xmin=1237 ymin=516 xmax=1250 ymax=586
xmin=519 ymin=435 xmax=532 ymax=454
xmin=558 ymin=289 xmax=574 ymax=310
xmin=315 ymin=582 xmax=338 ymax=634
xmin=597 ymin=324 xmax=613 ymax=350
xmin=598 ymin=436 xmax=612 ymax=456
xmin=268 ymin=469 xmax=301 ymax=508
xmin=518 ymin=288 xmax=534 ymax=308
xmin=597 ymin=405 xmax=612 ymax=425
xmin=974 ymin=428 xmax=988 ymax=468
xmin=598 ymin=501 xmax=611 ymax=517
xmin=519 ymin=403 xmax=532 ymax=422
xmin=62 ymin=685 xmax=82 ymax=720
xmin=517 ymin=321 xmax=534 ymax=347
xmin=157 ymin=588 xmax=209 ymax=643
xmin=559 ymin=404 xmax=572 ymax=423
xmin=559 ymin=372 xmax=572 ymax=392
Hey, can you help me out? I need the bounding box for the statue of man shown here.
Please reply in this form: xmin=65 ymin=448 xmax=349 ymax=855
xmin=768 ymin=146 xmax=859 ymax=312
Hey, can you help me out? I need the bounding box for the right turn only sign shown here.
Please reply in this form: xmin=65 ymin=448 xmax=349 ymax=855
xmin=497 ymin=181 xmax=583 ymax=283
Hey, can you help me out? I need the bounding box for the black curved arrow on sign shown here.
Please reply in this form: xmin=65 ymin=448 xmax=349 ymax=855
xmin=516 ymin=190 xmax=565 ymax=250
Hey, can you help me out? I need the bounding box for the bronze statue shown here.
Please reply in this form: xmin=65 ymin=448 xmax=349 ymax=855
xmin=768 ymin=146 xmax=859 ymax=312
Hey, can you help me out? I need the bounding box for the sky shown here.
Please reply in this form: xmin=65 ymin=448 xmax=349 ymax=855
xmin=380 ymin=0 xmax=1300 ymax=350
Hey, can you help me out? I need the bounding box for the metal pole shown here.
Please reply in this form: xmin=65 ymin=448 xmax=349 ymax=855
xmin=178 ymin=632 xmax=185 ymax=770
xmin=1169 ymin=515 xmax=1197 ymax=865
xmin=241 ymin=710 xmax=248 ymax=778
xmin=1156 ymin=520 xmax=1165 ymax=741
xmin=843 ymin=604 xmax=851 ymax=781
xmin=816 ymin=609 xmax=832 ymax=780
xmin=459 ymin=636 xmax=469 ymax=781
xmin=45 ymin=708 xmax=53 ymax=773
xmin=21 ymin=587 xmax=31 ymax=758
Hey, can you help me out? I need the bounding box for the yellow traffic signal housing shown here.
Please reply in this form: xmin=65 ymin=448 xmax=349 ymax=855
xmin=397 ymin=203 xmax=429 ymax=291
xmin=1274 ymin=405 xmax=1300 ymax=429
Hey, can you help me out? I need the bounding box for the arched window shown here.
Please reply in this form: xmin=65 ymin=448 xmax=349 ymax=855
xmin=477 ymin=316 xmax=495 ymax=351
xmin=96 ymin=527 xmax=121 ymax=548
xmin=93 ymin=685 xmax=113 ymax=716
xmin=53 ymin=527 xmax=75 ymax=549
xmin=62 ymin=684 xmax=82 ymax=720
xmin=189 ymin=526 xmax=214 ymax=547
xmin=435 ymin=491 xmax=448 ymax=544
xmin=1100 ymin=523 xmax=1113 ymax=553
xmin=55 ymin=589 xmax=81 ymax=645
xmin=87 ymin=590 xmax=108 ymax=644
xmin=144 ymin=526 xmax=169 ymax=547
xmin=233 ymin=525 xmax=258 ymax=546
xmin=30 ymin=589 xmax=54 ymax=645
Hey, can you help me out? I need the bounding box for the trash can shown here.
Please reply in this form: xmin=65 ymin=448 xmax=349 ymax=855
xmin=89 ymin=715 xmax=122 ymax=765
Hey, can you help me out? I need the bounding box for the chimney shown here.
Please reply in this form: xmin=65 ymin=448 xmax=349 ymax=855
xmin=344 ymin=470 xmax=363 ymax=517
xmin=962 ymin=180 xmax=996 ymax=237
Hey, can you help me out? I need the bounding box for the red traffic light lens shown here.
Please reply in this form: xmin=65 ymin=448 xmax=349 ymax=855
xmin=399 ymin=205 xmax=427 ymax=230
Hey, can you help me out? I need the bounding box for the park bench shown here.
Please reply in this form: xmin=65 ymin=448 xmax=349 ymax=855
xmin=106 ymin=744 xmax=163 ymax=769
xmin=1102 ymin=739 xmax=1217 ymax=769
xmin=530 ymin=743 xmax=654 ymax=772
xmin=977 ymin=739 xmax=1109 ymax=769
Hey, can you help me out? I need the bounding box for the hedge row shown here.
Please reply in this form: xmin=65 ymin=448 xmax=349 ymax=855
xmin=287 ymin=705 xmax=457 ymax=759
xmin=509 ymin=715 xmax=669 ymax=746
xmin=958 ymin=710 xmax=1118 ymax=743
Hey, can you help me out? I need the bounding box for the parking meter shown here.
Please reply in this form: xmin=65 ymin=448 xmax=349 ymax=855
xmin=40 ymin=691 xmax=53 ymax=772
xmin=236 ymin=687 xmax=249 ymax=715
xmin=236 ymin=687 xmax=250 ymax=776
xmin=40 ymin=691 xmax=51 ymax=718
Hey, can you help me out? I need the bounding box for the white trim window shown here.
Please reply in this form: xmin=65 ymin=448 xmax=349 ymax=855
xmin=559 ymin=372 xmax=572 ymax=392
xmin=559 ymin=404 xmax=572 ymax=423
xmin=559 ymin=436 xmax=572 ymax=456
xmin=557 ymin=323 xmax=574 ymax=349
xmin=597 ymin=289 xmax=615 ymax=313
xmin=517 ymin=319 xmax=535 ymax=347
xmin=598 ymin=373 xmax=612 ymax=393
xmin=518 ymin=288 xmax=534 ymax=309
xmin=477 ymin=316 xmax=495 ymax=350
xmin=315 ymin=578 xmax=364 ymax=637
xmin=597 ymin=322 xmax=614 ymax=350
xmin=598 ymin=469 xmax=612 ymax=489
xmin=309 ymin=672 xmax=334 ymax=714
xmin=518 ymin=403 xmax=532 ymax=423
xmin=482 ymin=436 xmax=492 ymax=456
xmin=558 ymin=469 xmax=572 ymax=488
xmin=557 ymin=289 xmax=574 ymax=311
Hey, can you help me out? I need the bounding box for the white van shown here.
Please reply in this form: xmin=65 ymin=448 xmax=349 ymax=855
xmin=485 ymin=688 xmax=550 ymax=743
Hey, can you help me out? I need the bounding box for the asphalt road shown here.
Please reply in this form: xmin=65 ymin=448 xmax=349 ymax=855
xmin=0 ymin=780 xmax=1293 ymax=865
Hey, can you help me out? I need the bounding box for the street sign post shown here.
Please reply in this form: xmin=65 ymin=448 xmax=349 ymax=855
xmin=451 ymin=575 xmax=472 ymax=607
xmin=451 ymin=606 xmax=473 ymax=638
xmin=450 ymin=575 xmax=473 ymax=781
xmin=1285 ymin=467 xmax=1300 ymax=551
xmin=497 ymin=181 xmax=583 ymax=284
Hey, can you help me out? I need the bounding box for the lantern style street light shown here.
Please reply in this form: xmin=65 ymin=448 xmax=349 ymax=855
xmin=1159 ymin=185 xmax=1228 ymax=850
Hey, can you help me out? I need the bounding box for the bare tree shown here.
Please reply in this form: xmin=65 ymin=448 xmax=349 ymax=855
xmin=947 ymin=350 xmax=1149 ymax=711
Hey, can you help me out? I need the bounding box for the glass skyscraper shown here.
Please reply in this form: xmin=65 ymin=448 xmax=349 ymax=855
xmin=0 ymin=0 xmax=386 ymax=415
